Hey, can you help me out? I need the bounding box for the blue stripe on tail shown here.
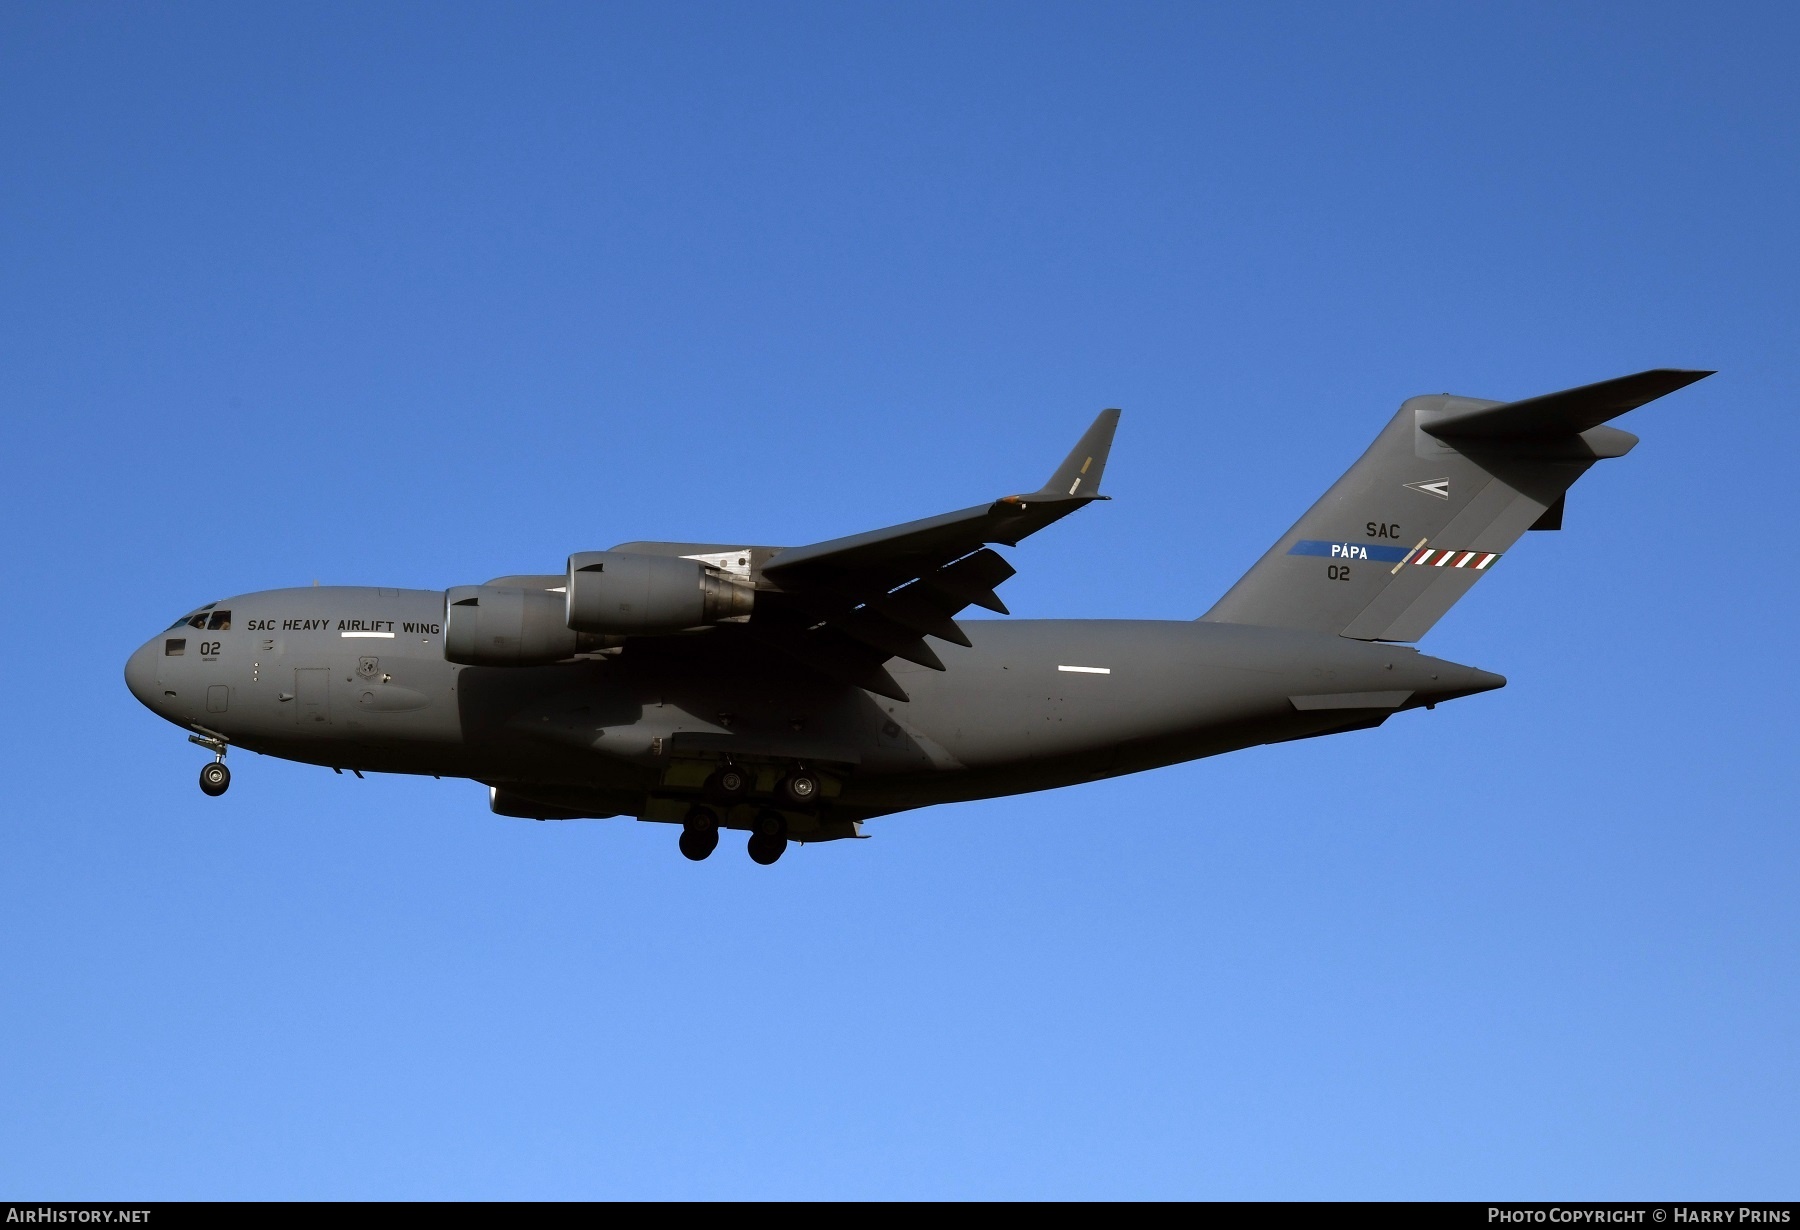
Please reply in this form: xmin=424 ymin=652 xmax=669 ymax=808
xmin=1287 ymin=540 xmax=1412 ymax=563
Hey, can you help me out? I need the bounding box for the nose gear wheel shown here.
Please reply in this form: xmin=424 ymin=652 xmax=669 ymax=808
xmin=199 ymin=762 xmax=230 ymax=796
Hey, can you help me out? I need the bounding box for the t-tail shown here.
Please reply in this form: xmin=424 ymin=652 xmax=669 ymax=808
xmin=1201 ymin=369 xmax=1712 ymax=641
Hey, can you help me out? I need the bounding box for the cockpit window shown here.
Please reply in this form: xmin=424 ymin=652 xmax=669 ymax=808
xmin=165 ymin=638 xmax=186 ymax=656
xmin=168 ymin=603 xmax=226 ymax=631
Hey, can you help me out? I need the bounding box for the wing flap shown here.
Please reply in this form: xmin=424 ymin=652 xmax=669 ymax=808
xmin=864 ymin=586 xmax=973 ymax=647
xmin=746 ymin=415 xmax=1117 ymax=695
xmin=747 ymin=621 xmax=912 ymax=702
xmin=915 ymin=547 xmax=1016 ymax=615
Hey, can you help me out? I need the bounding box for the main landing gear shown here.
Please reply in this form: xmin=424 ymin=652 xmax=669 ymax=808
xmin=746 ymin=810 xmax=789 ymax=866
xmin=704 ymin=763 xmax=750 ymax=805
xmin=677 ymin=761 xmax=817 ymax=865
xmin=679 ymin=806 xmax=720 ymax=862
xmin=676 ymin=805 xmax=790 ymax=865
xmin=777 ymin=771 xmax=820 ymax=808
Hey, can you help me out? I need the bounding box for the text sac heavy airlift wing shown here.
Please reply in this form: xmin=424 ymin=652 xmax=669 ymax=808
xmin=742 ymin=409 xmax=1121 ymax=701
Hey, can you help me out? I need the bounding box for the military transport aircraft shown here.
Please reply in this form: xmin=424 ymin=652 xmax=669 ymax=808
xmin=125 ymin=369 xmax=1709 ymax=864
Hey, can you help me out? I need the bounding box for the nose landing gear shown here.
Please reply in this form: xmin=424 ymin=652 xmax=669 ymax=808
xmin=189 ymin=727 xmax=230 ymax=797
xmin=199 ymin=761 xmax=231 ymax=796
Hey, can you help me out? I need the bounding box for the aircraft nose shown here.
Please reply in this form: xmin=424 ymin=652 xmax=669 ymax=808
xmin=124 ymin=638 xmax=161 ymax=710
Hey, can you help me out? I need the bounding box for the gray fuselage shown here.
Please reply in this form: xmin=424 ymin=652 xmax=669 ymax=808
xmin=125 ymin=585 xmax=1502 ymax=831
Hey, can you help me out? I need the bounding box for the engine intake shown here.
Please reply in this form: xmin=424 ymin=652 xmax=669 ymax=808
xmin=565 ymin=550 xmax=754 ymax=635
xmin=444 ymin=585 xmax=596 ymax=666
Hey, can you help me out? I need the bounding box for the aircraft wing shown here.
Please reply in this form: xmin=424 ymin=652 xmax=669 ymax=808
xmin=751 ymin=409 xmax=1120 ymax=700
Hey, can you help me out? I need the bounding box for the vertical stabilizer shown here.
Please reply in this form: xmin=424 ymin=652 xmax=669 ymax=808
xmin=1201 ymin=370 xmax=1710 ymax=641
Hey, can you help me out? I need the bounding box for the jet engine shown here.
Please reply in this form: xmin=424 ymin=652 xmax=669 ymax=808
xmin=444 ymin=585 xmax=597 ymax=667
xmin=564 ymin=550 xmax=754 ymax=636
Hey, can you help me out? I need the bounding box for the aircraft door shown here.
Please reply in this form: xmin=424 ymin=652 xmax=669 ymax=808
xmin=295 ymin=667 xmax=331 ymax=726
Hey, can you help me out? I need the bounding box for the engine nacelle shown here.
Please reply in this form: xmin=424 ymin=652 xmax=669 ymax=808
xmin=565 ymin=550 xmax=754 ymax=635
xmin=444 ymin=585 xmax=594 ymax=666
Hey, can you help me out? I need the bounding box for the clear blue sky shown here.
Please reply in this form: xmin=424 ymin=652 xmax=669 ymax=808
xmin=2 ymin=1 xmax=1795 ymax=1200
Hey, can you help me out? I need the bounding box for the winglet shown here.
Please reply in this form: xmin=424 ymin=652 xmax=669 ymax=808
xmin=1036 ymin=408 xmax=1121 ymax=498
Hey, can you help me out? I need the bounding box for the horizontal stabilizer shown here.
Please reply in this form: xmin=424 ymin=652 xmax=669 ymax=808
xmin=1423 ymin=369 xmax=1712 ymax=440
